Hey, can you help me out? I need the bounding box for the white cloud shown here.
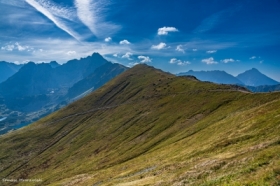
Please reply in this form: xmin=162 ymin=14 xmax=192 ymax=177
xmin=0 ymin=0 xmax=26 ymax=8
xmin=178 ymin=61 xmax=191 ymax=66
xmin=250 ymin=56 xmax=256 ymax=59
xmin=15 ymin=42 xmax=30 ymax=51
xmin=221 ymin=58 xmax=235 ymax=63
xmin=0 ymin=38 xmax=133 ymax=64
xmin=151 ymin=42 xmax=167 ymax=50
xmin=105 ymin=37 xmax=112 ymax=42
xmin=1 ymin=44 xmax=15 ymax=51
xmin=74 ymin=0 xmax=120 ymax=38
xmin=38 ymin=0 xmax=76 ymax=21
xmin=67 ymin=51 xmax=76 ymax=55
xmin=26 ymin=0 xmax=82 ymax=41
xmin=193 ymin=48 xmax=198 ymax=51
xmin=169 ymin=58 xmax=190 ymax=66
xmin=1 ymin=42 xmax=31 ymax=52
xmin=122 ymin=52 xmax=133 ymax=60
xmin=120 ymin=40 xmax=130 ymax=45
xmin=206 ymin=50 xmax=217 ymax=54
xmin=158 ymin=27 xmax=179 ymax=35
xmin=113 ymin=53 xmax=118 ymax=57
xmin=170 ymin=58 xmax=177 ymax=64
xmin=128 ymin=62 xmax=139 ymax=67
xmin=176 ymin=45 xmax=185 ymax=53
xmin=138 ymin=56 xmax=152 ymax=63
xmin=202 ymin=57 xmax=218 ymax=65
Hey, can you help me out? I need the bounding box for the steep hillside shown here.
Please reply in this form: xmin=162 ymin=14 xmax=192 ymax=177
xmin=0 ymin=65 xmax=279 ymax=186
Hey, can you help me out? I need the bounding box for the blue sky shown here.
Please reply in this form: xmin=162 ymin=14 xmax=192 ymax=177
xmin=1 ymin=0 xmax=280 ymax=81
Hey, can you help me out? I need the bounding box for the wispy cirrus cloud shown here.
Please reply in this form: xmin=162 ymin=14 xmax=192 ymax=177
xmin=193 ymin=6 xmax=241 ymax=34
xmin=25 ymin=0 xmax=82 ymax=41
xmin=206 ymin=50 xmax=217 ymax=54
xmin=35 ymin=0 xmax=76 ymax=21
xmin=0 ymin=0 xmax=26 ymax=8
xmin=74 ymin=0 xmax=120 ymax=38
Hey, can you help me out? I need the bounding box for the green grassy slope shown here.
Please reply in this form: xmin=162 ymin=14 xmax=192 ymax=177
xmin=0 ymin=64 xmax=279 ymax=186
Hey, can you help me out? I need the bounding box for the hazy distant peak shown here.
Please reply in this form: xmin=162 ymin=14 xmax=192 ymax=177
xmin=237 ymin=68 xmax=279 ymax=86
xmin=49 ymin=61 xmax=60 ymax=68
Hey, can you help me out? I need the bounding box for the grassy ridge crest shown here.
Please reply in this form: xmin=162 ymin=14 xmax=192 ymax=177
xmin=0 ymin=64 xmax=279 ymax=185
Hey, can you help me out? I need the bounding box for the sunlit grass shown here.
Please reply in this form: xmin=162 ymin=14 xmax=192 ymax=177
xmin=0 ymin=65 xmax=279 ymax=185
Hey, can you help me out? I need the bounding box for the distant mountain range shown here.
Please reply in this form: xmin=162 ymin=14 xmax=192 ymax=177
xmin=178 ymin=70 xmax=244 ymax=85
xmin=178 ymin=68 xmax=279 ymax=91
xmin=0 ymin=53 xmax=127 ymax=134
xmin=0 ymin=53 xmax=108 ymax=99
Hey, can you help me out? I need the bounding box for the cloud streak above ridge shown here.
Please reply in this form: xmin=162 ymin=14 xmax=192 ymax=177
xmin=25 ymin=0 xmax=82 ymax=41
xmin=74 ymin=0 xmax=120 ymax=38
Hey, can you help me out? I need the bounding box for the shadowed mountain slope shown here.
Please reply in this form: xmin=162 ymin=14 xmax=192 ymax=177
xmin=0 ymin=61 xmax=23 ymax=83
xmin=0 ymin=64 xmax=279 ymax=185
xmin=66 ymin=62 xmax=128 ymax=99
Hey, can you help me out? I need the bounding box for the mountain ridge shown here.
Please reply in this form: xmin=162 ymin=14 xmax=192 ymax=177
xmin=0 ymin=64 xmax=279 ymax=185
xmin=0 ymin=53 xmax=127 ymax=135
